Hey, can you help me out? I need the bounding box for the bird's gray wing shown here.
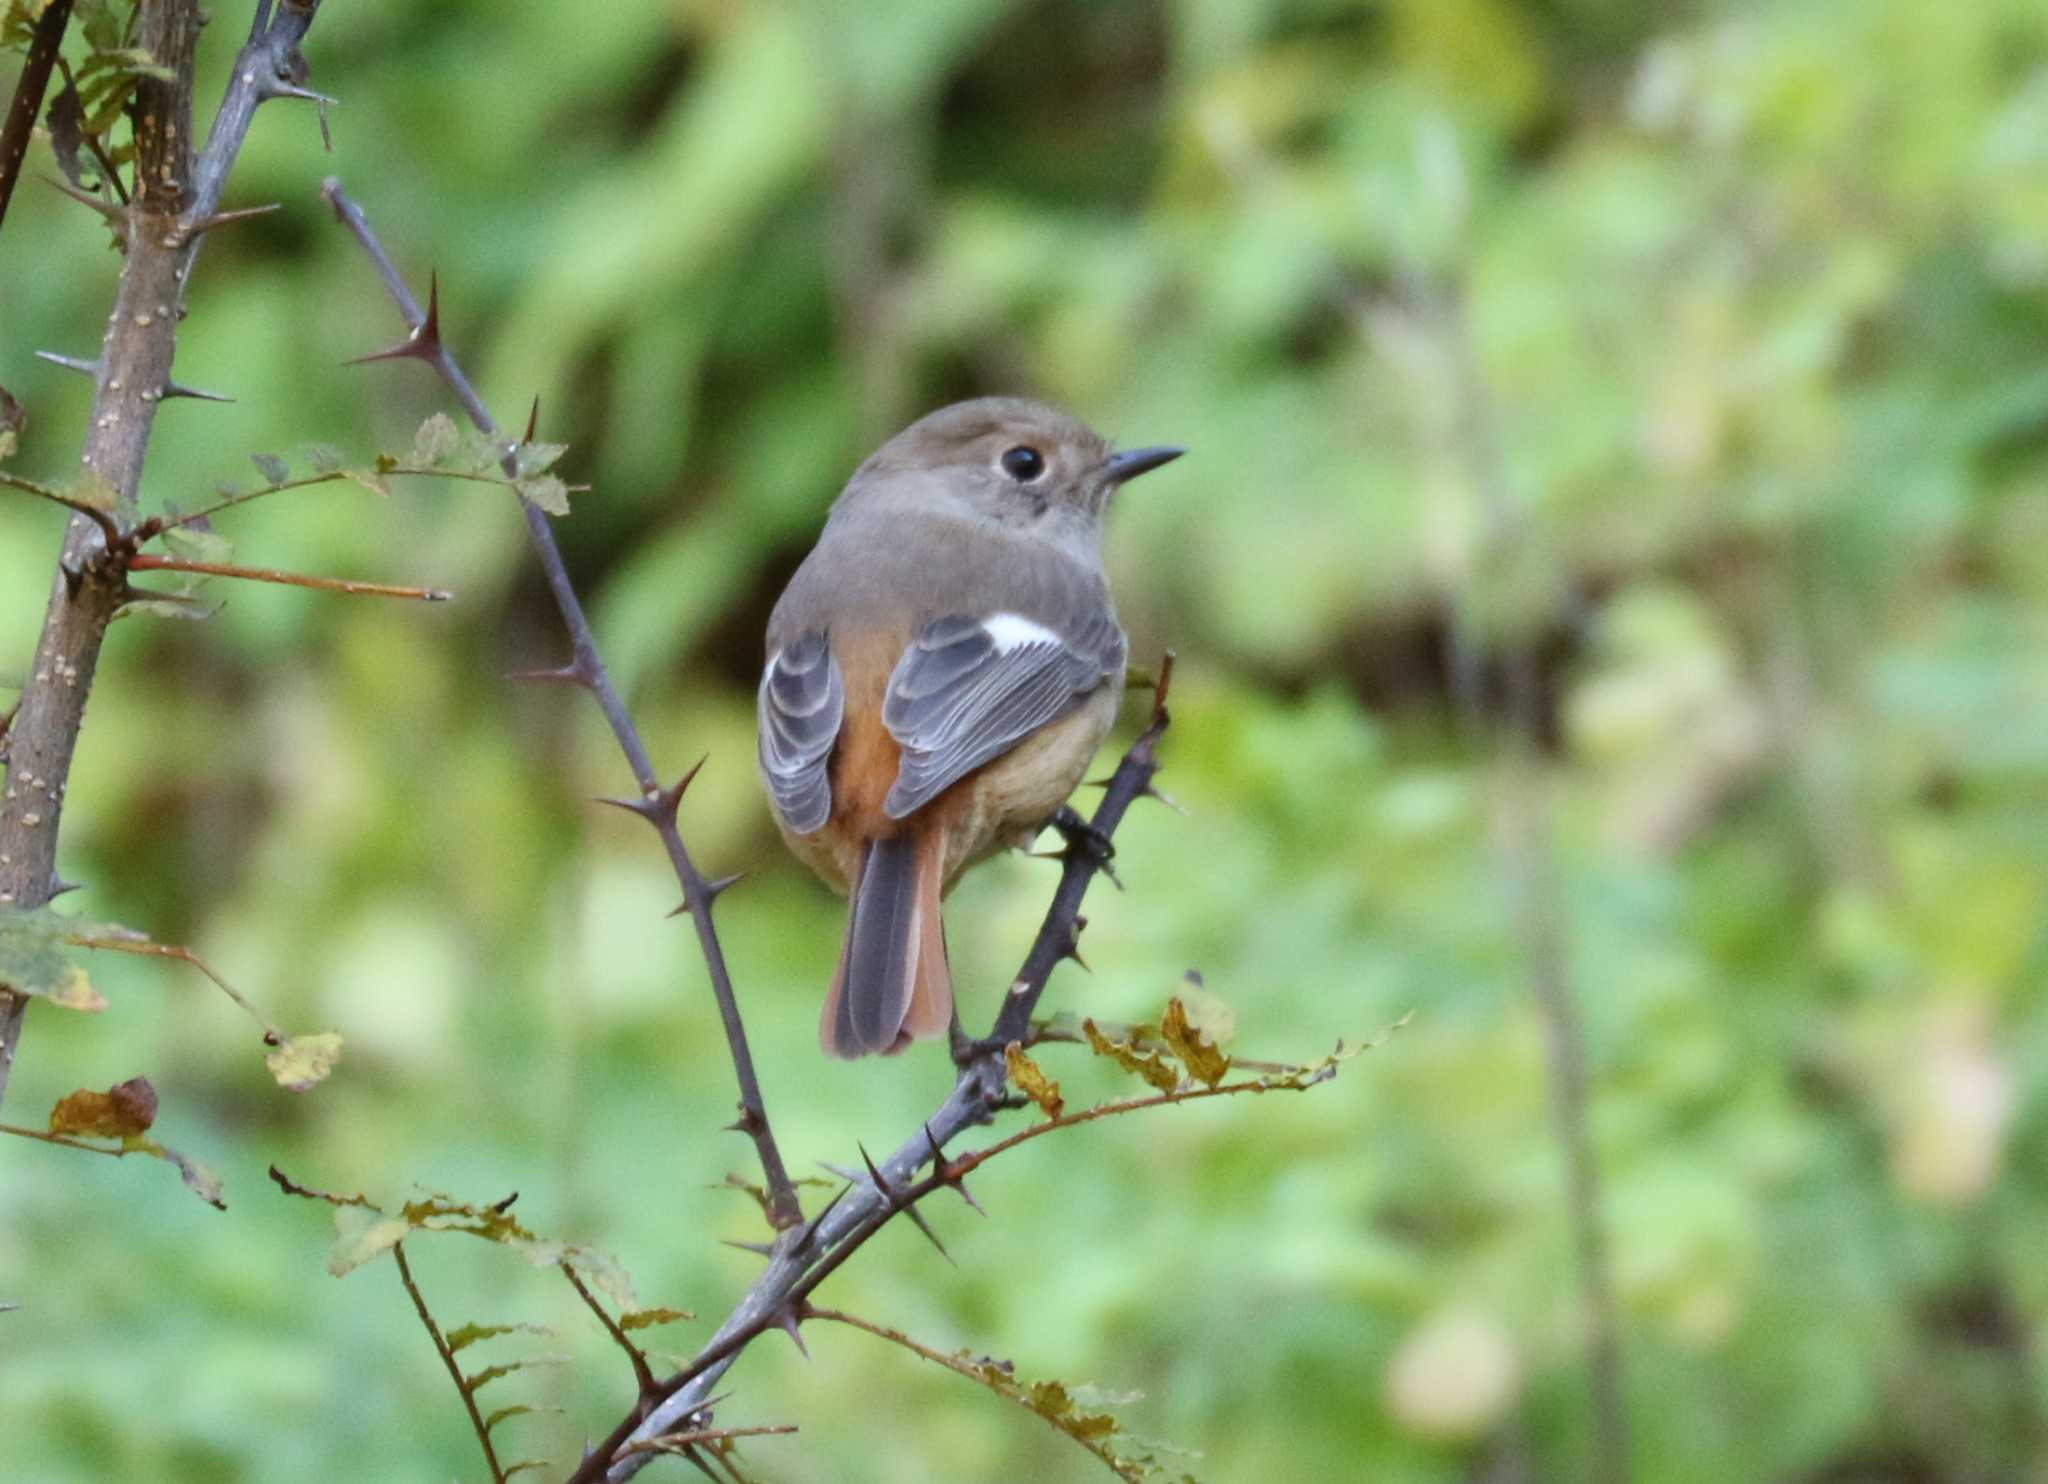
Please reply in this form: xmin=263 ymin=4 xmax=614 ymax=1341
xmin=757 ymin=631 xmax=844 ymax=834
xmin=881 ymin=605 xmax=1125 ymax=820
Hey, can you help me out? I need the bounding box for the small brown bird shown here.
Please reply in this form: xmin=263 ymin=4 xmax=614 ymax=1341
xmin=757 ymin=397 xmax=1182 ymax=1058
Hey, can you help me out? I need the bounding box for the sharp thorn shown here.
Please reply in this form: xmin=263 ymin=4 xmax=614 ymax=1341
xmin=523 ymin=396 xmax=541 ymax=445
xmin=857 ymin=1143 xmax=894 ymax=1204
xmin=673 ymin=754 xmax=711 ymax=801
xmin=774 ymin=1309 xmax=810 ymax=1360
xmin=816 ymin=1161 xmax=861 ymax=1184
xmin=346 ymin=273 xmax=443 ymax=367
xmin=181 ymin=202 xmax=281 ymax=238
xmin=720 ymin=1238 xmax=774 ymax=1258
xmin=161 ymin=381 xmax=234 ymax=403
xmin=951 ymin=1179 xmax=987 ymax=1218
xmin=703 ymin=871 xmax=746 ymax=901
xmin=35 ymin=351 xmax=98 ymax=376
xmin=901 ymin=1202 xmax=955 ymax=1266
xmin=666 ymin=899 xmax=692 ymax=920
xmin=48 ymin=877 xmax=82 ymax=898
xmin=44 ymin=175 xmax=125 ymax=222
xmin=1082 ymin=775 xmax=1114 ymax=790
xmin=796 ymin=1184 xmax=852 ymax=1254
xmin=267 ymin=81 xmax=338 ymax=106
xmin=593 ymin=793 xmax=654 ymax=819
xmin=1142 ymin=782 xmax=1187 ymax=815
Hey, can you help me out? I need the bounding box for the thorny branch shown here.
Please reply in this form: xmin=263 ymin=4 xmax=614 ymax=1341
xmin=0 ymin=0 xmax=326 ymax=1113
xmin=571 ymin=676 xmax=1178 ymax=1484
xmin=318 ymin=179 xmax=804 ymax=1233
xmin=0 ymin=0 xmax=74 ymax=234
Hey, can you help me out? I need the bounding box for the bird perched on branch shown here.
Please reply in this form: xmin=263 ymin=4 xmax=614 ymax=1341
xmin=757 ymin=397 xmax=1183 ymax=1058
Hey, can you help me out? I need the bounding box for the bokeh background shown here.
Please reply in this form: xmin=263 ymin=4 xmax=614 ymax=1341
xmin=6 ymin=0 xmax=2048 ymax=1479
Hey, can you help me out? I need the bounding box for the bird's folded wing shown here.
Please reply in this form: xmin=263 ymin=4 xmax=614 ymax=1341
xmin=757 ymin=631 xmax=844 ymax=833
xmin=881 ymin=605 xmax=1125 ymax=820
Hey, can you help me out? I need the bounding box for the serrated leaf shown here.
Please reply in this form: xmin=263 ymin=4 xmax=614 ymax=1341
xmin=1160 ymin=998 xmax=1230 ymax=1089
xmin=513 ymin=441 xmax=567 ymax=478
xmin=483 ymin=1403 xmax=535 ymax=1432
xmin=264 ymin=1030 xmax=342 ymax=1092
xmin=411 ymin=412 xmax=461 ymax=466
xmin=562 ymin=1246 xmax=643 ymax=1313
xmin=515 ymin=474 xmax=570 ymax=516
xmin=619 ymin=1306 xmax=694 ymax=1331
xmin=250 ymin=453 xmax=289 ymax=486
xmin=159 ymin=523 xmax=232 ymax=565
xmin=49 ymin=1076 xmax=156 ymax=1138
xmin=446 ymin=1321 xmax=551 ymax=1354
xmin=302 ymin=442 xmax=344 ymax=474
xmin=1005 ymin=1044 xmax=1065 ymax=1120
xmin=1083 ymin=1019 xmax=1181 ymax=1092
xmin=464 ymin=1356 xmax=567 ymax=1393
xmin=0 ymin=907 xmax=108 ymax=1010
xmin=114 ymin=594 xmax=217 ymax=623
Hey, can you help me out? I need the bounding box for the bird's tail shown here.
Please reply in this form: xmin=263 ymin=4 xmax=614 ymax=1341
xmin=822 ymin=827 xmax=952 ymax=1058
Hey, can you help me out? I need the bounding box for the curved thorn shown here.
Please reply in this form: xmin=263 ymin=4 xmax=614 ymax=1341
xmin=161 ymin=381 xmax=235 ymax=404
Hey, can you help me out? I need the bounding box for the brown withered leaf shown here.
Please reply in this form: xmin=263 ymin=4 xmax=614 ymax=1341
xmin=1083 ymin=1018 xmax=1182 ymax=1092
xmin=1161 ymin=998 xmax=1230 ymax=1089
xmin=49 ymin=1076 xmax=157 ymax=1138
xmin=1005 ymin=1043 xmax=1065 ymax=1120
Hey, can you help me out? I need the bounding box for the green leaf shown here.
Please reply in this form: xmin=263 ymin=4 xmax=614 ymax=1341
xmin=250 ymin=453 xmax=290 ymax=486
xmin=515 ymin=474 xmax=571 ymax=516
xmin=513 ymin=441 xmax=567 ymax=478
xmin=411 ymin=413 xmax=461 ymax=466
xmin=302 ymin=442 xmax=345 ymax=474
xmin=264 ymin=1030 xmax=343 ymax=1092
xmin=463 ymin=1356 xmax=566 ymax=1393
xmin=114 ymin=594 xmax=218 ymax=623
xmin=446 ymin=1322 xmax=551 ymax=1354
xmin=159 ymin=523 xmax=232 ymax=565
xmin=619 ymin=1306 xmax=693 ymax=1331
xmin=129 ymin=1135 xmax=227 ymax=1210
xmin=0 ymin=907 xmax=108 ymax=1011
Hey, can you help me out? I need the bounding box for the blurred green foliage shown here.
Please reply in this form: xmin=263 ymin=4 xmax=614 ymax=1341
xmin=6 ymin=0 xmax=2048 ymax=1480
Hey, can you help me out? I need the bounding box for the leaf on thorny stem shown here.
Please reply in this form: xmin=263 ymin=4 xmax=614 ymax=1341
xmin=159 ymin=522 xmax=232 ymax=566
xmin=115 ymin=593 xmax=219 ymax=624
xmin=0 ymin=907 xmax=109 ymax=1011
xmin=1083 ymin=1018 xmax=1182 ymax=1093
xmin=250 ymin=453 xmax=290 ymax=487
xmin=515 ymin=474 xmax=570 ymax=516
xmin=445 ymin=1321 xmax=552 ymax=1354
xmin=411 ymin=412 xmax=461 ymax=467
xmin=264 ymin=1030 xmax=343 ymax=1092
xmin=49 ymin=1076 xmax=156 ymax=1138
xmin=302 ymin=442 xmax=345 ymax=475
xmin=619 ymin=1306 xmax=693 ymax=1332
xmin=328 ymin=1205 xmax=410 ymax=1276
xmin=66 ymin=467 xmax=117 ymax=513
xmin=1160 ymin=997 xmax=1230 ymax=1089
xmin=464 ymin=1356 xmax=568 ymax=1394
xmin=1005 ymin=1043 xmax=1065 ymax=1120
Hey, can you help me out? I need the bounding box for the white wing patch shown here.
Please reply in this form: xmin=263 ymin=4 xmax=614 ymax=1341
xmin=982 ymin=612 xmax=1061 ymax=654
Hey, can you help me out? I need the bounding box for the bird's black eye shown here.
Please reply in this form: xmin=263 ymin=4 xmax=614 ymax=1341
xmin=999 ymin=445 xmax=1046 ymax=482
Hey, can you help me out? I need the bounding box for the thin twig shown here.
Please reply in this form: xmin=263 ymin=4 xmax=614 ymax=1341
xmin=807 ymin=1307 xmax=1136 ymax=1481
xmin=394 ymin=1240 xmax=508 ymax=1484
xmin=0 ymin=469 xmax=124 ymax=546
xmin=618 ymin=1426 xmax=796 ymax=1459
xmin=0 ymin=0 xmax=74 ymax=233
xmin=126 ymin=553 xmax=450 ymax=600
xmin=560 ymin=1260 xmax=655 ymax=1398
xmin=0 ymin=1120 xmax=124 ymax=1154
xmin=319 ymin=178 xmax=802 ymax=1231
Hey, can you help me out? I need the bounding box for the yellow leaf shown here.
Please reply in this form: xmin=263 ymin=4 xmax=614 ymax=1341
xmin=1005 ymin=1043 xmax=1065 ymax=1120
xmin=1161 ymin=998 xmax=1230 ymax=1088
xmin=49 ymin=1076 xmax=156 ymax=1138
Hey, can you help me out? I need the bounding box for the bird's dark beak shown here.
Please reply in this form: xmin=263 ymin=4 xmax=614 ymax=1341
xmin=1104 ymin=445 xmax=1185 ymax=484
